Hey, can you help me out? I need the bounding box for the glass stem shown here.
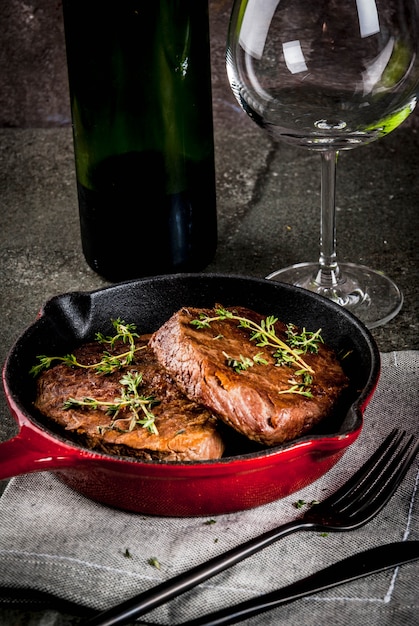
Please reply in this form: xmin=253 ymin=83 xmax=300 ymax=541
xmin=314 ymin=150 xmax=340 ymax=287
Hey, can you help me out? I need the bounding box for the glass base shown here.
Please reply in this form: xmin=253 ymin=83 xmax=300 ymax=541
xmin=266 ymin=262 xmax=403 ymax=329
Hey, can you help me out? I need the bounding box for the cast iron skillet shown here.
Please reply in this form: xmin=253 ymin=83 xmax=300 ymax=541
xmin=1 ymin=273 xmax=380 ymax=516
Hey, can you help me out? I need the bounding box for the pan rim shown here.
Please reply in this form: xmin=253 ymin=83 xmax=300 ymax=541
xmin=2 ymin=272 xmax=380 ymax=469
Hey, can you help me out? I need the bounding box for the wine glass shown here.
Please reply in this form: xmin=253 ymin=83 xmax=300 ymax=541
xmin=226 ymin=0 xmax=419 ymax=328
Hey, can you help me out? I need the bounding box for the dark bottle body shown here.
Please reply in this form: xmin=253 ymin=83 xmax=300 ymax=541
xmin=62 ymin=0 xmax=217 ymax=282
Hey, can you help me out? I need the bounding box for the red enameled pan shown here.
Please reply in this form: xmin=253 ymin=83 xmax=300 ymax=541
xmin=1 ymin=273 xmax=380 ymax=516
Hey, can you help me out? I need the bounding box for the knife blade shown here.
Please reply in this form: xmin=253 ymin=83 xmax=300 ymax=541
xmin=86 ymin=541 xmax=419 ymax=626
xmin=174 ymin=540 xmax=419 ymax=626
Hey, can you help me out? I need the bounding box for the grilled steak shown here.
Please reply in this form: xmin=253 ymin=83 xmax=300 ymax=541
xmin=150 ymin=306 xmax=349 ymax=446
xmin=34 ymin=336 xmax=224 ymax=462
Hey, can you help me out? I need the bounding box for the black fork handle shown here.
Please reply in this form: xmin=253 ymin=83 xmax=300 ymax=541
xmin=82 ymin=519 xmax=315 ymax=626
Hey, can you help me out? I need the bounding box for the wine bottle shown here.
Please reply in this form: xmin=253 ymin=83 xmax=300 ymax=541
xmin=62 ymin=0 xmax=217 ymax=282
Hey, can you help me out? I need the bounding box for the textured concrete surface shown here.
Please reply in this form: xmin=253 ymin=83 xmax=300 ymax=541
xmin=0 ymin=0 xmax=235 ymax=129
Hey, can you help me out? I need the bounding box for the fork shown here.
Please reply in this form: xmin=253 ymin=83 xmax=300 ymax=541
xmin=84 ymin=428 xmax=419 ymax=626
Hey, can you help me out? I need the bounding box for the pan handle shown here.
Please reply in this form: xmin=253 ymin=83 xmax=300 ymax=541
xmin=0 ymin=423 xmax=77 ymax=480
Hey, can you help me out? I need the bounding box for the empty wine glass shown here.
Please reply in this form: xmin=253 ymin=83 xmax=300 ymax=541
xmin=226 ymin=0 xmax=419 ymax=328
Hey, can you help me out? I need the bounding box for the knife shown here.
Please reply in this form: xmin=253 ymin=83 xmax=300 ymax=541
xmin=91 ymin=541 xmax=419 ymax=626
xmin=170 ymin=540 xmax=419 ymax=626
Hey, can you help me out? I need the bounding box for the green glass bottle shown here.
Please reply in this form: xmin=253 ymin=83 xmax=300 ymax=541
xmin=62 ymin=0 xmax=217 ymax=282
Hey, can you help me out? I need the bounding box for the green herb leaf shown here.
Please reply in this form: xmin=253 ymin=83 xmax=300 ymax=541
xmin=63 ymin=371 xmax=159 ymax=435
xmin=191 ymin=307 xmax=323 ymax=398
xmin=31 ymin=319 xmax=146 ymax=377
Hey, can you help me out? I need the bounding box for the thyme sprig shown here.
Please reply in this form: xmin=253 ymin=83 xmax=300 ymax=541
xmin=278 ymin=372 xmax=314 ymax=398
xmin=222 ymin=351 xmax=268 ymax=373
xmin=30 ymin=318 xmax=145 ymax=377
xmin=63 ymin=371 xmax=159 ymax=435
xmin=191 ymin=307 xmax=322 ymax=374
xmin=191 ymin=307 xmax=323 ymax=397
xmin=30 ymin=320 xmax=158 ymax=435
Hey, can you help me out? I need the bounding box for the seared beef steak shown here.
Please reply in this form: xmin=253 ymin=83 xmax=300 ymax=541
xmin=150 ymin=306 xmax=349 ymax=446
xmin=34 ymin=336 xmax=224 ymax=461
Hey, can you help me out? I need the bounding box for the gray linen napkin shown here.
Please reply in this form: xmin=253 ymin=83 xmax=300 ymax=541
xmin=0 ymin=351 xmax=418 ymax=626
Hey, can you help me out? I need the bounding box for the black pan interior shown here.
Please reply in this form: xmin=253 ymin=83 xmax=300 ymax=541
xmin=4 ymin=273 xmax=380 ymax=457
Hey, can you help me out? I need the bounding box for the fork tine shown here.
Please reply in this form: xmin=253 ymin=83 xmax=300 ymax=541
xmin=346 ymin=434 xmax=419 ymax=525
xmin=344 ymin=433 xmax=416 ymax=509
xmin=332 ymin=429 xmax=410 ymax=512
xmin=320 ymin=428 xmax=403 ymax=509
